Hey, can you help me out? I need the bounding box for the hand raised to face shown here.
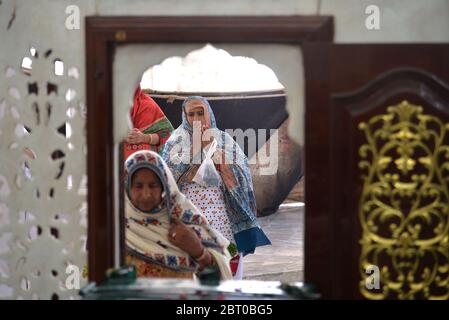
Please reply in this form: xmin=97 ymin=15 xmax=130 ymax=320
xmin=201 ymin=123 xmax=215 ymax=149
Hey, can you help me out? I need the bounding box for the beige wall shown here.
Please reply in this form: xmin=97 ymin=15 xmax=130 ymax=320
xmin=322 ymin=0 xmax=449 ymax=43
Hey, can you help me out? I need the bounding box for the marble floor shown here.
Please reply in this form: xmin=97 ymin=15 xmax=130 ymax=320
xmin=243 ymin=203 xmax=304 ymax=282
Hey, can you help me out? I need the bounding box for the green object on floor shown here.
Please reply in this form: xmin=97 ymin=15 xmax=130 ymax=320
xmin=105 ymin=265 xmax=137 ymax=285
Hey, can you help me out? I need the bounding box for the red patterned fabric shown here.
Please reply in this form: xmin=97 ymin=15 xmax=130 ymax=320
xmin=124 ymin=85 xmax=174 ymax=159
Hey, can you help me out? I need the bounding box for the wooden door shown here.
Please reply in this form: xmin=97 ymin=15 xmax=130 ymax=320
xmin=304 ymin=44 xmax=449 ymax=299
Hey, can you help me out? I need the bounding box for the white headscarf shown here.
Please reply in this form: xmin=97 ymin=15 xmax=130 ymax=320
xmin=125 ymin=150 xmax=232 ymax=279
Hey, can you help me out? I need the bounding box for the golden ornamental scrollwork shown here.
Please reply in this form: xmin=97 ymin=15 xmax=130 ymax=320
xmin=358 ymin=100 xmax=449 ymax=299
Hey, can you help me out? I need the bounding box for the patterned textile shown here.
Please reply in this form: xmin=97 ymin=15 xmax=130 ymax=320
xmin=181 ymin=182 xmax=234 ymax=244
xmin=124 ymin=85 xmax=174 ymax=158
xmin=126 ymin=253 xmax=193 ymax=279
xmin=124 ymin=150 xmax=232 ymax=278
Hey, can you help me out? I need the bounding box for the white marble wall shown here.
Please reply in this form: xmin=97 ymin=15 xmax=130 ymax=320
xmin=0 ymin=0 xmax=96 ymax=300
xmin=322 ymin=0 xmax=449 ymax=43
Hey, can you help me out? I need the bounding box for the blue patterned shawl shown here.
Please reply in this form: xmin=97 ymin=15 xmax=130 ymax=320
xmin=162 ymin=96 xmax=271 ymax=255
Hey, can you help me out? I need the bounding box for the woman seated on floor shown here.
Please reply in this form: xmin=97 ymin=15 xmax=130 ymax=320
xmin=124 ymin=150 xmax=232 ymax=279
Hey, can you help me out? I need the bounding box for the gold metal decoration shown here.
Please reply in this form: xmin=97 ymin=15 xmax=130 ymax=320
xmin=358 ymin=100 xmax=449 ymax=299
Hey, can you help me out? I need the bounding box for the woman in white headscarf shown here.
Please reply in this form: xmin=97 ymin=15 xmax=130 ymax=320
xmin=124 ymin=150 xmax=232 ymax=279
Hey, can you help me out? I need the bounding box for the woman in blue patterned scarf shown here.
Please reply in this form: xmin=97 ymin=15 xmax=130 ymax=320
xmin=162 ymin=96 xmax=271 ymax=279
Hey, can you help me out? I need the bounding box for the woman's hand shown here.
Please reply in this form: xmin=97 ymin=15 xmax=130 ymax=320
xmin=201 ymin=124 xmax=214 ymax=149
xmin=126 ymin=128 xmax=147 ymax=144
xmin=168 ymin=218 xmax=203 ymax=256
xmin=168 ymin=218 xmax=212 ymax=268
xmin=126 ymin=128 xmax=159 ymax=145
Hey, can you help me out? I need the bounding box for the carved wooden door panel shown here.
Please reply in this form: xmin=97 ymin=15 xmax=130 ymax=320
xmin=304 ymin=44 xmax=449 ymax=299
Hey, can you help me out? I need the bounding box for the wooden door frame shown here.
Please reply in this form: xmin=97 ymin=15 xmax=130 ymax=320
xmin=85 ymin=15 xmax=334 ymax=283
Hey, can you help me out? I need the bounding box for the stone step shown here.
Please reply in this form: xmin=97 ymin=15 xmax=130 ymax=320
xmin=243 ymin=270 xmax=304 ymax=283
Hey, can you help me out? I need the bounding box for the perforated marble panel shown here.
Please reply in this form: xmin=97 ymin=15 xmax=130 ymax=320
xmin=0 ymin=45 xmax=88 ymax=299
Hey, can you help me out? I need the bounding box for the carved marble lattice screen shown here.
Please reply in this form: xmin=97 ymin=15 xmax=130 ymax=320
xmin=0 ymin=45 xmax=87 ymax=299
